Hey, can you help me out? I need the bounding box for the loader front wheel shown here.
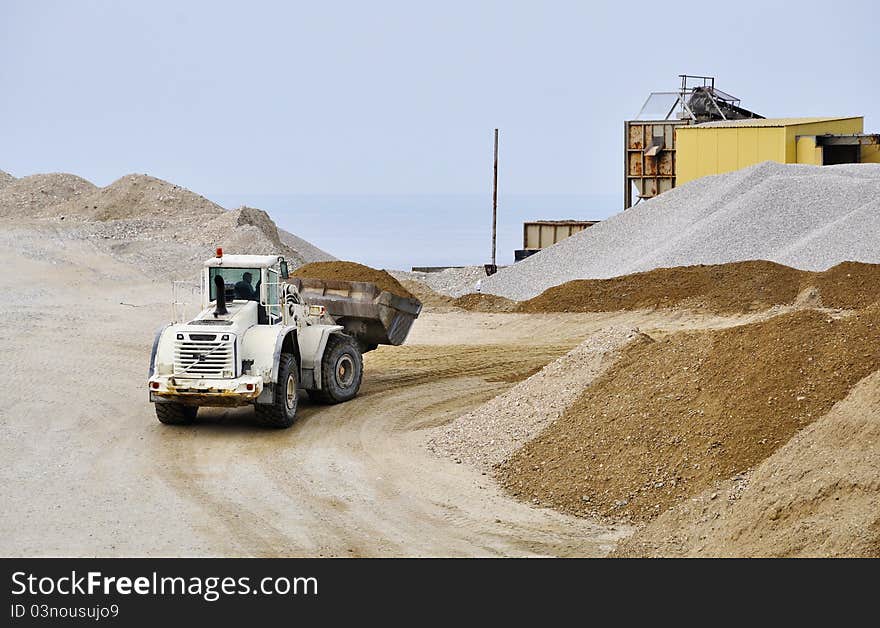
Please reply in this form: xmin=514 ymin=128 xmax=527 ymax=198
xmin=254 ymin=353 xmax=298 ymax=428
xmin=155 ymin=402 xmax=198 ymax=425
xmin=309 ymin=334 xmax=363 ymax=404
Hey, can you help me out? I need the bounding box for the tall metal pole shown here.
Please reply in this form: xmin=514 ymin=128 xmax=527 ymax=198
xmin=491 ymin=128 xmax=499 ymax=269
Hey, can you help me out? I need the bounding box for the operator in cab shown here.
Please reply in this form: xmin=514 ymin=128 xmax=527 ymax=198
xmin=234 ymin=271 xmax=258 ymax=301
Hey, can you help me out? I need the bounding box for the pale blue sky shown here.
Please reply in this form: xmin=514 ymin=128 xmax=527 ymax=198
xmin=2 ymin=1 xmax=878 ymax=265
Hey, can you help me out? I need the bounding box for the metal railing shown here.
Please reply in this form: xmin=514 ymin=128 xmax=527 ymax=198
xmin=171 ymin=280 xmax=202 ymax=324
xmin=262 ymin=280 xmax=284 ymax=323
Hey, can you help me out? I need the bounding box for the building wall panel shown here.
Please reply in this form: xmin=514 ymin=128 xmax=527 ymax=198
xmin=784 ymin=118 xmax=863 ymax=161
xmin=757 ymin=128 xmax=785 ymax=163
xmin=717 ymin=130 xmax=739 ymax=173
xmin=659 ymin=117 xmax=872 ymax=197
xmin=862 ymin=145 xmax=880 ymax=163
xmin=677 ymin=127 xmax=785 ymax=185
xmin=796 ymin=136 xmax=823 ymax=165
xmin=737 ymin=128 xmax=760 ymax=171
xmin=696 ymin=130 xmax=718 ymax=179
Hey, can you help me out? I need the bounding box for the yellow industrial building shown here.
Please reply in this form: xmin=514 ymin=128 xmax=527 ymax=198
xmin=675 ymin=117 xmax=880 ymax=186
xmin=624 ymin=76 xmax=880 ymax=208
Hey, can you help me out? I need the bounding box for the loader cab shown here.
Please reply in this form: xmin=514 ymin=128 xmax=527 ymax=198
xmin=202 ymin=251 xmax=290 ymax=326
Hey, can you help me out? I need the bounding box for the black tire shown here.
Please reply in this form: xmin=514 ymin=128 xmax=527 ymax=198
xmin=308 ymin=334 xmax=363 ymax=404
xmin=254 ymin=353 xmax=299 ymax=428
xmin=155 ymin=402 xmax=198 ymax=425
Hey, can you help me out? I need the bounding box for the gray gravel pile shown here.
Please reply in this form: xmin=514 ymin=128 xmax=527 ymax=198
xmin=0 ymin=169 xmax=335 ymax=278
xmin=50 ymin=173 xmax=226 ymax=224
xmin=482 ymin=162 xmax=880 ymax=300
xmin=0 ymin=170 xmax=15 ymax=189
xmin=427 ymin=327 xmax=643 ymax=470
xmin=0 ymin=173 xmax=97 ymax=218
xmin=202 ymin=206 xmax=295 ymax=256
xmin=66 ymin=205 xmax=327 ymax=278
xmin=391 ymin=266 xmax=487 ymax=297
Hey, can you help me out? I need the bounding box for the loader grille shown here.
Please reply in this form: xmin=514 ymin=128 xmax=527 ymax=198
xmin=173 ymin=335 xmax=235 ymax=378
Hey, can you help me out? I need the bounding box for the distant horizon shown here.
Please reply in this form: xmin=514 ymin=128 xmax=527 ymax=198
xmin=212 ymin=191 xmax=619 ymax=269
xmin=2 ymin=163 xmax=621 ymax=268
xmin=3 ymin=0 xmax=876 ymax=267
xmin=2 ymin=165 xmax=619 ymax=199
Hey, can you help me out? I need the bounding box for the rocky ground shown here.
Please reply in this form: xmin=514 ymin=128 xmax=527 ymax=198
xmin=3 ymin=164 xmax=879 ymax=557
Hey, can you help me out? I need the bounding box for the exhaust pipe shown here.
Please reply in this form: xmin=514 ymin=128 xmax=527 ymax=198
xmin=214 ymin=275 xmax=228 ymax=317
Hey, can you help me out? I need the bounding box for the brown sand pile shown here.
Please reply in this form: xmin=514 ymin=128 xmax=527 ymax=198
xmin=293 ymin=261 xmax=416 ymax=300
xmin=0 ymin=173 xmax=97 ymax=218
xmin=498 ymin=307 xmax=880 ymax=522
xmin=516 ymin=261 xmax=805 ymax=315
xmin=0 ymin=170 xmax=15 ymax=189
xmin=615 ymin=369 xmax=880 ymax=557
xmin=813 ymin=262 xmax=880 ymax=310
xmin=515 ymin=260 xmax=880 ymax=315
xmin=452 ymin=293 xmax=518 ymax=312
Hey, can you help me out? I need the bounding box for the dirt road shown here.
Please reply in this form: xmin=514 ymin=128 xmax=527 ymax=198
xmin=0 ymin=222 xmax=775 ymax=557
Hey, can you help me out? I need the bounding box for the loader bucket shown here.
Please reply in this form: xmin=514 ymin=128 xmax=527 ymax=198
xmin=286 ymin=278 xmax=422 ymax=351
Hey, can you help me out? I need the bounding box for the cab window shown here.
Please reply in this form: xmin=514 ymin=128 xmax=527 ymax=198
xmin=208 ymin=267 xmax=259 ymax=302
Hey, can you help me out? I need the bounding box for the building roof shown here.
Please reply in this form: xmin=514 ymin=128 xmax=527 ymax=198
xmin=525 ymin=220 xmax=599 ymax=226
xmin=204 ymin=254 xmax=283 ymax=268
xmin=685 ymin=116 xmax=861 ymax=129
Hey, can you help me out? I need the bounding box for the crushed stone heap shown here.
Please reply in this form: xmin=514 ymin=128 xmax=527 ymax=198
xmin=483 ymin=162 xmax=880 ymax=300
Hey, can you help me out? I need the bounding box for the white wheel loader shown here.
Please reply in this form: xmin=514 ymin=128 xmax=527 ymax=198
xmin=148 ymin=250 xmax=421 ymax=428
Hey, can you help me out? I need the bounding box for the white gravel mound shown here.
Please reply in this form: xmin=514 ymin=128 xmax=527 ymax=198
xmin=390 ymin=266 xmax=487 ymax=297
xmin=482 ymin=162 xmax=880 ymax=300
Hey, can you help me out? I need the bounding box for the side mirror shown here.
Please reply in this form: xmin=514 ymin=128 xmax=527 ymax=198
xmin=279 ymin=259 xmax=289 ymax=279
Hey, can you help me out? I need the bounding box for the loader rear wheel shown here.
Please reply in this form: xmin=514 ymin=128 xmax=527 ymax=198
xmin=155 ymin=402 xmax=198 ymax=425
xmin=254 ymin=353 xmax=298 ymax=428
xmin=308 ymin=334 xmax=363 ymax=404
